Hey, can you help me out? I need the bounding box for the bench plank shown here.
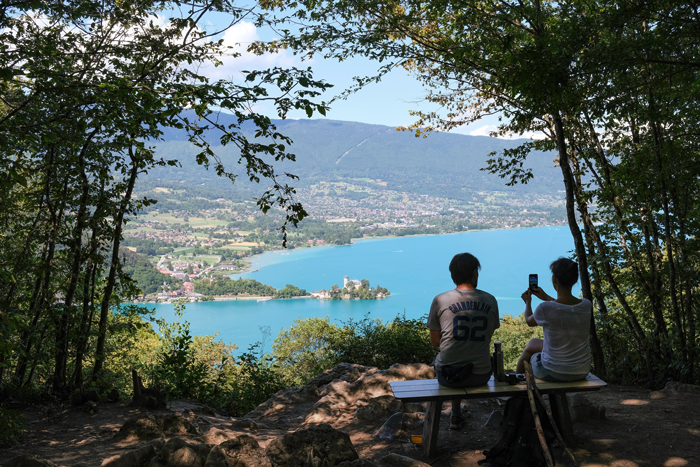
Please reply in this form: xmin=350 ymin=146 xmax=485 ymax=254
xmin=390 ymin=373 xmax=606 ymax=402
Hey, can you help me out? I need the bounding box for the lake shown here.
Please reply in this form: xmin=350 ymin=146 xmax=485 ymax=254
xmin=146 ymin=226 xmax=580 ymax=354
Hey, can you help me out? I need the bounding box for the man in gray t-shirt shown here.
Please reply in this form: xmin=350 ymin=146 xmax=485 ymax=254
xmin=426 ymin=252 xmax=500 ymax=429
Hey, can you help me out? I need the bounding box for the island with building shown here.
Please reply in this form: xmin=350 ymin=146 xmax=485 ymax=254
xmin=311 ymin=276 xmax=390 ymax=300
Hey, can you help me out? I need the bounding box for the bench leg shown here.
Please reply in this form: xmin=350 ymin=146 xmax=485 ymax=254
xmin=548 ymin=392 xmax=576 ymax=447
xmin=422 ymin=400 xmax=441 ymax=457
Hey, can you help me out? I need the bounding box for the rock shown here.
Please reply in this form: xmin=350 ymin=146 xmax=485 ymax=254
xmin=306 ymin=363 xmax=377 ymax=390
xmin=84 ymin=401 xmax=99 ymax=415
xmin=484 ymin=410 xmax=503 ymax=428
xmin=101 ymin=439 xmax=165 ymax=467
xmin=374 ymin=412 xmax=404 ymax=441
xmin=230 ymin=418 xmax=269 ymax=430
xmin=204 ymin=435 xmax=271 ymax=467
xmin=662 ymin=381 xmax=700 ymax=394
xmin=568 ymin=393 xmax=606 ymax=422
xmin=157 ymin=438 xmax=211 ymax=467
xmin=354 ymin=395 xmax=403 ymax=422
xmin=337 ymin=460 xmax=379 ymax=467
xmin=381 ymin=453 xmax=432 ymax=467
xmin=193 ymin=405 xmax=218 ymax=416
xmin=162 ymin=412 xmax=200 ymax=436
xmin=4 ymin=455 xmax=57 ymax=467
xmin=197 ymin=427 xmax=236 ymax=445
xmin=385 ymin=364 xmax=435 ymax=381
xmin=141 ymin=395 xmax=166 ymax=410
xmin=71 ymin=388 xmax=101 ymax=406
xmin=266 ymin=424 xmax=359 ymax=467
xmin=115 ymin=414 xmax=164 ymax=441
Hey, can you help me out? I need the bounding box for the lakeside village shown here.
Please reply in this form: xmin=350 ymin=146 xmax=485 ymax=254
xmin=142 ymin=268 xmax=390 ymax=303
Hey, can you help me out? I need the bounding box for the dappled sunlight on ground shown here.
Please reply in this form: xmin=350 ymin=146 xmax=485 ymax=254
xmin=619 ymin=399 xmax=649 ymax=406
xmin=663 ymin=458 xmax=689 ymax=467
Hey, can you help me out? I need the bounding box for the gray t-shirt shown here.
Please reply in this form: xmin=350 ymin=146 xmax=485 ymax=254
xmin=533 ymin=299 xmax=591 ymax=375
xmin=427 ymin=288 xmax=500 ymax=374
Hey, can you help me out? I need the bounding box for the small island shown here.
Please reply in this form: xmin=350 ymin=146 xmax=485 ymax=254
xmin=311 ymin=276 xmax=390 ymax=300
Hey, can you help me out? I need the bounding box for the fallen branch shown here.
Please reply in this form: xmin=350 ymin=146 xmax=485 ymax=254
xmin=530 ymin=377 xmax=578 ymax=466
xmin=523 ymin=361 xmax=554 ymax=467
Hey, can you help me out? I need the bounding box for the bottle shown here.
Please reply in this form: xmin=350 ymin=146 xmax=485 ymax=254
xmin=494 ymin=342 xmax=504 ymax=379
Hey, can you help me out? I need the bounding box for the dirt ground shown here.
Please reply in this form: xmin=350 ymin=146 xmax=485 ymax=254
xmin=1 ymin=375 xmax=699 ymax=467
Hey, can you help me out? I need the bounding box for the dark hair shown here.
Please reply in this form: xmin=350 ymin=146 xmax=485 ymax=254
xmin=449 ymin=253 xmax=481 ymax=286
xmin=550 ymin=257 xmax=579 ymax=287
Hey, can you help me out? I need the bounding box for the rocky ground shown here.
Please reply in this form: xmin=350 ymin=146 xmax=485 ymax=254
xmin=1 ymin=363 xmax=699 ymax=467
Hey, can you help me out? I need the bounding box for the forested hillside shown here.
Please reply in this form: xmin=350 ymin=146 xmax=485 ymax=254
xmin=147 ymin=115 xmax=565 ymax=200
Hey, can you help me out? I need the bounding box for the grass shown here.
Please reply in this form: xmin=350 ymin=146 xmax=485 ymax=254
xmin=186 ymin=217 xmax=229 ymax=228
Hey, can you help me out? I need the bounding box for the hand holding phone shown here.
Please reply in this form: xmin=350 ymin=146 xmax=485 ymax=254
xmin=529 ymin=274 xmax=538 ymax=291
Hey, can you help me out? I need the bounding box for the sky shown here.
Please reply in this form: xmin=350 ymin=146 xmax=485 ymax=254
xmin=195 ymin=12 xmax=538 ymax=139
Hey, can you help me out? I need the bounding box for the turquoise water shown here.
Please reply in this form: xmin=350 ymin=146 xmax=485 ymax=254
xmin=147 ymin=226 xmax=579 ymax=353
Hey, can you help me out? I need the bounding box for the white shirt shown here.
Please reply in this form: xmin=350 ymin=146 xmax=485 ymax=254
xmin=533 ymin=299 xmax=591 ymax=375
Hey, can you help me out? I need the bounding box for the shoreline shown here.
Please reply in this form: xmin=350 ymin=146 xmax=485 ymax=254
xmin=213 ymin=295 xmax=314 ymax=301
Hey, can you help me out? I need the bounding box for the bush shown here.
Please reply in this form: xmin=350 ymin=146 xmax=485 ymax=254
xmin=147 ymin=300 xmax=284 ymax=415
xmin=0 ymin=406 xmax=24 ymax=447
xmin=492 ymin=314 xmax=544 ymax=370
xmin=223 ymin=345 xmax=286 ymax=416
xmin=329 ymin=313 xmax=437 ymax=370
xmin=273 ymin=316 xmax=341 ymax=386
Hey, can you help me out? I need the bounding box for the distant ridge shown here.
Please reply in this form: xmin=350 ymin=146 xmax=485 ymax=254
xmin=147 ymin=113 xmax=562 ymax=201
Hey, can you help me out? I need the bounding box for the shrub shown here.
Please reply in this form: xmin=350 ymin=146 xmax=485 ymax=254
xmin=492 ymin=314 xmax=544 ymax=370
xmin=224 ymin=345 xmax=286 ymax=416
xmin=273 ymin=316 xmax=341 ymax=386
xmin=328 ymin=313 xmax=438 ymax=370
xmin=0 ymin=406 xmax=24 ymax=447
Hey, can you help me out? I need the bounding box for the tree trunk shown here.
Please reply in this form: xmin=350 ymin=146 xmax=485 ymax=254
xmin=92 ymin=149 xmax=140 ymax=381
xmin=550 ymin=112 xmax=604 ymax=374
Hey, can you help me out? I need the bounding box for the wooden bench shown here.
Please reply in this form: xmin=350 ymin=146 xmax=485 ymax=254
xmin=389 ymin=373 xmax=607 ymax=457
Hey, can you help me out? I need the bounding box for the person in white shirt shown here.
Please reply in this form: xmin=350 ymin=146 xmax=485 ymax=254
xmin=516 ymin=257 xmax=591 ymax=381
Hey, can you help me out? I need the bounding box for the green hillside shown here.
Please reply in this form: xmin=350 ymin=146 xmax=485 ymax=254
xmin=146 ymin=115 xmax=563 ymax=200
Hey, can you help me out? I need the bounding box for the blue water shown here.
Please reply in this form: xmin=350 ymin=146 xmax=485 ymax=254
xmin=146 ymin=226 xmax=579 ymax=353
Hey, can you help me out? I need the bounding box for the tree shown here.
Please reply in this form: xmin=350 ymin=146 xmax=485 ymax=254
xmin=0 ymin=0 xmax=330 ymax=394
xmin=264 ymin=0 xmax=700 ymax=384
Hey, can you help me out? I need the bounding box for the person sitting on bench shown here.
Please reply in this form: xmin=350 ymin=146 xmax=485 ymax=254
xmin=516 ymin=257 xmax=591 ymax=382
xmin=427 ymin=252 xmax=500 ymax=429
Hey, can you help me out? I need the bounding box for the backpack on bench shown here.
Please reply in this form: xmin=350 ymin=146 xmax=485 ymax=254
xmin=480 ymin=396 xmax=556 ymax=467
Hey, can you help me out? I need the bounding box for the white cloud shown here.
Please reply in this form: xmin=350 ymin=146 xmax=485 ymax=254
xmin=203 ymin=21 xmax=297 ymax=80
xmin=469 ymin=124 xmax=546 ymax=140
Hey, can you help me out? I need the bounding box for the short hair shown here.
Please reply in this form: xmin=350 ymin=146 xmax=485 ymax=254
xmin=550 ymin=257 xmax=579 ymax=287
xmin=449 ymin=253 xmax=481 ymax=286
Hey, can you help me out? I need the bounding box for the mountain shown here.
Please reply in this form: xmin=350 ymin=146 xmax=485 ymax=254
xmin=146 ymin=113 xmax=563 ymax=201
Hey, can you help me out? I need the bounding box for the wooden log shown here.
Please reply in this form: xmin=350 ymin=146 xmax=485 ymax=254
xmin=523 ymin=361 xmax=554 ymax=467
xmin=531 ymin=381 xmax=578 ymax=465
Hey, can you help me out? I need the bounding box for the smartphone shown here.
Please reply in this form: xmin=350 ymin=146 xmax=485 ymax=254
xmin=529 ymin=274 xmax=538 ymax=291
